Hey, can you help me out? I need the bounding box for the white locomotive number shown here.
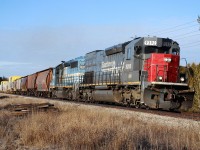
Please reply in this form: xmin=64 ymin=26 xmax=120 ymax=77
xmin=144 ymin=40 xmax=157 ymax=46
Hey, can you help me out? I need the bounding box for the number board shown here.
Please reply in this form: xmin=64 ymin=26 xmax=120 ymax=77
xmin=162 ymin=42 xmax=172 ymax=47
xmin=144 ymin=40 xmax=157 ymax=46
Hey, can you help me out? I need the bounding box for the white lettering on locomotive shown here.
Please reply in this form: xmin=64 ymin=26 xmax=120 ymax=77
xmin=126 ymin=64 xmax=131 ymax=69
xmin=102 ymin=61 xmax=115 ymax=69
xmin=144 ymin=40 xmax=157 ymax=46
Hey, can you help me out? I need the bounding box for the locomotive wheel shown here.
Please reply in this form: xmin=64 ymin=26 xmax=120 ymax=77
xmin=145 ymin=105 xmax=150 ymax=110
xmin=134 ymin=100 xmax=140 ymax=109
xmin=52 ymin=94 xmax=57 ymax=98
xmin=84 ymin=93 xmax=89 ymax=102
xmin=135 ymin=103 xmax=140 ymax=109
xmin=122 ymin=98 xmax=128 ymax=106
xmin=68 ymin=92 xmax=73 ymax=100
xmin=89 ymin=96 xmax=94 ymax=103
xmin=170 ymin=100 xmax=182 ymax=110
xmin=51 ymin=90 xmax=57 ymax=98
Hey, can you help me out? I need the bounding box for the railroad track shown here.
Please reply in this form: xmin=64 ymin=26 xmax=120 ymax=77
xmin=1 ymin=93 xmax=200 ymax=121
xmin=92 ymin=102 xmax=200 ymax=121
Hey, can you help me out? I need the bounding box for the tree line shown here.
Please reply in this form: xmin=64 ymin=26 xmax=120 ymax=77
xmin=186 ymin=63 xmax=200 ymax=111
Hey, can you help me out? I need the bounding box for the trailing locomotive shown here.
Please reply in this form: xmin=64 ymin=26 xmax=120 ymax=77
xmin=0 ymin=36 xmax=194 ymax=111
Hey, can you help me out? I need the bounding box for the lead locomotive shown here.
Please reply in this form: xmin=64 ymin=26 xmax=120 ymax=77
xmin=50 ymin=36 xmax=194 ymax=111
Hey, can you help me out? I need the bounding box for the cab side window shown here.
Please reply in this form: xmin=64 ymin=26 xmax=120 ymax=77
xmin=134 ymin=46 xmax=142 ymax=56
xmin=127 ymin=48 xmax=131 ymax=60
xmin=172 ymin=48 xmax=179 ymax=55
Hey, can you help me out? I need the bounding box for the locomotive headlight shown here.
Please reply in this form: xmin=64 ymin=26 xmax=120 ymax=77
xmin=167 ymin=58 xmax=171 ymax=62
xmin=158 ymin=76 xmax=163 ymax=81
xmin=164 ymin=58 xmax=172 ymax=62
xmin=180 ymin=77 xmax=185 ymax=82
xmin=164 ymin=58 xmax=168 ymax=62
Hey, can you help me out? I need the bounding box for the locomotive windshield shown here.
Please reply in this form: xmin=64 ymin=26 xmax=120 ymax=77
xmin=144 ymin=46 xmax=170 ymax=54
xmin=172 ymin=48 xmax=179 ymax=55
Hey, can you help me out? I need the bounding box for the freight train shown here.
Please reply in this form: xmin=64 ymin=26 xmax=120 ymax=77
xmin=0 ymin=36 xmax=194 ymax=111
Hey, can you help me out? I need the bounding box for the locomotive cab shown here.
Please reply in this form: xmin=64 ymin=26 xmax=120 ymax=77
xmin=122 ymin=37 xmax=194 ymax=110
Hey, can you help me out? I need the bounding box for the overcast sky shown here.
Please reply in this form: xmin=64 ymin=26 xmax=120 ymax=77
xmin=0 ymin=0 xmax=200 ymax=77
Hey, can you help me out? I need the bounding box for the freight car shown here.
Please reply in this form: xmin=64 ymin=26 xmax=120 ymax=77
xmin=0 ymin=81 xmax=9 ymax=92
xmin=26 ymin=68 xmax=53 ymax=97
xmin=0 ymin=36 xmax=194 ymax=111
xmin=19 ymin=76 xmax=28 ymax=95
xmin=3 ymin=68 xmax=53 ymax=96
xmin=8 ymin=76 xmax=21 ymax=93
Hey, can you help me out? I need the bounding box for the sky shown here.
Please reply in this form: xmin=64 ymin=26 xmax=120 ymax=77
xmin=0 ymin=0 xmax=200 ymax=77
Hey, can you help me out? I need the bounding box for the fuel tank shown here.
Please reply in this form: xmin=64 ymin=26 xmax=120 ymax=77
xmin=92 ymin=89 xmax=122 ymax=103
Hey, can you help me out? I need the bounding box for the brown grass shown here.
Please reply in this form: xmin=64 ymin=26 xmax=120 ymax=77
xmin=0 ymin=94 xmax=200 ymax=149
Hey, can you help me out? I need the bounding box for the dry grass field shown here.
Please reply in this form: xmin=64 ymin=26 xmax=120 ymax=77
xmin=0 ymin=94 xmax=200 ymax=150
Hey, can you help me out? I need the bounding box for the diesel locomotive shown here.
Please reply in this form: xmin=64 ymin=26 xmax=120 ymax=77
xmin=1 ymin=36 xmax=194 ymax=111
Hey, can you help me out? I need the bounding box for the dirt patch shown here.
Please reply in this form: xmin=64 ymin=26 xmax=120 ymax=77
xmin=0 ymin=95 xmax=9 ymax=99
xmin=1 ymin=103 xmax=58 ymax=116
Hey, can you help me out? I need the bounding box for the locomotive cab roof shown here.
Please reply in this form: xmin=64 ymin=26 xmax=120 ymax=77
xmin=86 ymin=50 xmax=104 ymax=55
xmin=105 ymin=41 xmax=131 ymax=56
xmin=126 ymin=36 xmax=180 ymax=55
